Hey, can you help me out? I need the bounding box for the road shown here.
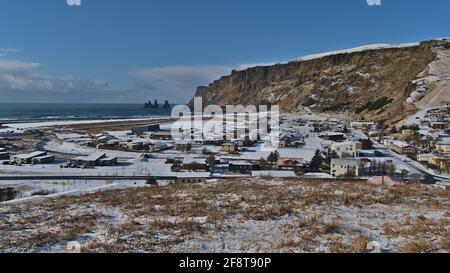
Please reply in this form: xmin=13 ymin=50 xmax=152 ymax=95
xmin=371 ymin=140 xmax=449 ymax=184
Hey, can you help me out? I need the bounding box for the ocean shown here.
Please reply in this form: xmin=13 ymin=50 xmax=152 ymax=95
xmin=0 ymin=103 xmax=173 ymax=124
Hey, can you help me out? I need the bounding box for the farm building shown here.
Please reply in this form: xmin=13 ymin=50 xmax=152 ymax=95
xmin=32 ymin=155 xmax=55 ymax=165
xmin=70 ymin=153 xmax=117 ymax=167
xmin=11 ymin=151 xmax=47 ymax=165
xmin=171 ymin=156 xmax=209 ymax=172
xmin=132 ymin=124 xmax=160 ymax=136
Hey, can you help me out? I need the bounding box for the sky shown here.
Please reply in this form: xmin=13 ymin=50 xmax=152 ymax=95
xmin=0 ymin=0 xmax=449 ymax=103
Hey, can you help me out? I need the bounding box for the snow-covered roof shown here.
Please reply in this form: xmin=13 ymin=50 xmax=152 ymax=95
xmin=304 ymin=173 xmax=335 ymax=179
xmin=15 ymin=151 xmax=47 ymax=160
xmin=176 ymin=172 xmax=211 ymax=179
xmin=331 ymin=141 xmax=358 ymax=147
xmin=74 ymin=153 xmax=106 ymax=162
xmin=251 ymin=171 xmax=297 ymax=178
xmin=331 ymin=158 xmax=360 ymax=167
xmin=33 ymin=155 xmax=54 ymax=160
xmin=183 ymin=156 xmax=207 ymax=165
xmin=229 ymin=160 xmax=255 ymax=166
xmin=391 ymin=140 xmax=411 ymax=148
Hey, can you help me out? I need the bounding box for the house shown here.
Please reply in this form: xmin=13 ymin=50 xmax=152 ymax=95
xmin=330 ymin=141 xmax=359 ymax=158
xmin=96 ymin=139 xmax=121 ymax=150
xmin=330 ymin=158 xmax=360 ymax=177
xmin=350 ymin=121 xmax=376 ymax=131
xmin=320 ymin=133 xmax=345 ymax=142
xmin=221 ymin=143 xmax=239 ymax=154
xmin=132 ymin=124 xmax=160 ymax=136
xmin=32 ymin=155 xmax=55 ymax=165
xmin=96 ymin=135 xmax=115 ymax=144
xmin=391 ymin=141 xmax=416 ymax=155
xmin=381 ymin=136 xmax=395 ymax=147
xmin=431 ymin=156 xmax=446 ymax=167
xmin=151 ymin=131 xmax=173 ymax=140
xmin=417 ymin=153 xmax=434 ymax=164
xmin=174 ymin=140 xmax=192 ymax=152
xmin=11 ymin=151 xmax=47 ymax=165
xmin=172 ymin=156 xmax=209 ymax=172
xmin=176 ymin=172 xmax=211 ymax=183
xmin=439 ymin=159 xmax=450 ymax=174
xmin=228 ymin=160 xmax=260 ymax=174
xmin=145 ymin=141 xmax=170 ymax=152
xmin=277 ymin=157 xmax=304 ymax=173
xmin=120 ymin=141 xmax=144 ymax=151
xmin=70 ymin=153 xmax=117 ymax=167
xmin=431 ymin=122 xmax=447 ymax=130
xmin=402 ymin=129 xmax=415 ymax=137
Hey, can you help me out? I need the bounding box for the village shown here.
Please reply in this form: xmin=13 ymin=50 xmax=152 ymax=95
xmin=1 ymin=106 xmax=450 ymax=202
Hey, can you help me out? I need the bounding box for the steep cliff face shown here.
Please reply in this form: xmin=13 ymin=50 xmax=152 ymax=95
xmin=192 ymin=40 xmax=450 ymax=123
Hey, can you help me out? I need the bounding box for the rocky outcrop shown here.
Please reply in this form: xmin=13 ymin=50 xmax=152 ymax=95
xmin=191 ymin=39 xmax=450 ymax=123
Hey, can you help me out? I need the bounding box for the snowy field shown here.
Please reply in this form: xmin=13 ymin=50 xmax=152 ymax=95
xmin=0 ymin=178 xmax=448 ymax=253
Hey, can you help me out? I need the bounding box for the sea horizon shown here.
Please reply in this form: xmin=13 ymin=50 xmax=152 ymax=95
xmin=0 ymin=102 xmax=175 ymax=124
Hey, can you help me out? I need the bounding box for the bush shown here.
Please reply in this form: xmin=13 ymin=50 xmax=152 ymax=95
xmin=355 ymin=97 xmax=393 ymax=114
xmin=0 ymin=187 xmax=18 ymax=202
xmin=302 ymin=98 xmax=316 ymax=107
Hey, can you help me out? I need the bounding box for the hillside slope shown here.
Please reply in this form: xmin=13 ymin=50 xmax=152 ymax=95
xmin=192 ymin=39 xmax=450 ymax=124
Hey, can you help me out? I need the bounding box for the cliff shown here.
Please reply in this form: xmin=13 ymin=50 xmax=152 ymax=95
xmin=191 ymin=39 xmax=450 ymax=123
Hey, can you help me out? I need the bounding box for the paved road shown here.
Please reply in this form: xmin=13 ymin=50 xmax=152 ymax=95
xmin=372 ymin=141 xmax=448 ymax=184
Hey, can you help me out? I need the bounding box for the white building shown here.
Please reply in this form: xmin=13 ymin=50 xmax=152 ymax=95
xmin=330 ymin=141 xmax=359 ymax=158
xmin=330 ymin=158 xmax=360 ymax=177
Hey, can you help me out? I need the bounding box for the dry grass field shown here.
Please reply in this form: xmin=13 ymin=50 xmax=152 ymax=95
xmin=0 ymin=178 xmax=448 ymax=253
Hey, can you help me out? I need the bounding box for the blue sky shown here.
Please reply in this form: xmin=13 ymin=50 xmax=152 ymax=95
xmin=0 ymin=0 xmax=449 ymax=103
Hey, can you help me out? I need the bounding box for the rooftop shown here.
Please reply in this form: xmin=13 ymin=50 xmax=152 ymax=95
xmin=74 ymin=153 xmax=106 ymax=162
xmin=251 ymin=171 xmax=296 ymax=178
xmin=331 ymin=158 xmax=360 ymax=166
xmin=15 ymin=151 xmax=47 ymax=160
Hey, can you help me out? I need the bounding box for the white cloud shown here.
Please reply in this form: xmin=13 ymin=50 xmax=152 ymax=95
xmin=66 ymin=0 xmax=81 ymax=6
xmin=0 ymin=48 xmax=20 ymax=57
xmin=0 ymin=58 xmax=129 ymax=103
xmin=0 ymin=46 xmax=277 ymax=103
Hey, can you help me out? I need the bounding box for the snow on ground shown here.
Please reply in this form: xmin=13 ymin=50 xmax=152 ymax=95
xmin=0 ymin=178 xmax=448 ymax=253
xmin=234 ymin=133 xmax=329 ymax=162
xmin=1 ymin=180 xmax=148 ymax=204
xmin=412 ymin=43 xmax=450 ymax=111
xmin=296 ymin=43 xmax=420 ymax=62
xmin=232 ymin=42 xmax=421 ymax=72
xmin=0 ymin=128 xmax=25 ymax=136
xmin=4 ymin=118 xmax=162 ymax=130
